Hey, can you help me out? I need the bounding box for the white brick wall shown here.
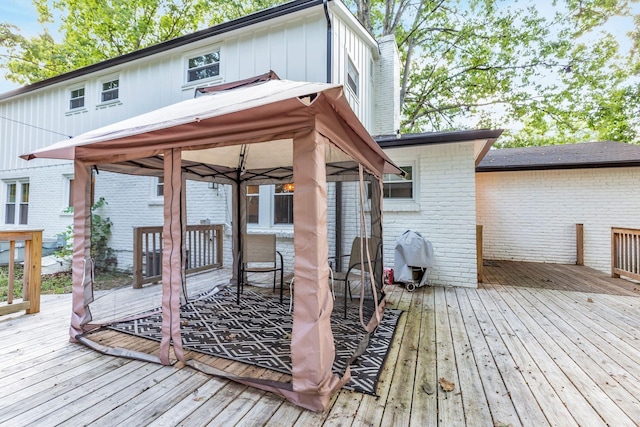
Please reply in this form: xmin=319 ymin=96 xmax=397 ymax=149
xmin=476 ymin=167 xmax=640 ymax=274
xmin=348 ymin=142 xmax=477 ymax=288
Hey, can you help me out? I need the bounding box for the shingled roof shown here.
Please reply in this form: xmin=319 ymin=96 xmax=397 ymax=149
xmin=476 ymin=141 xmax=640 ymax=172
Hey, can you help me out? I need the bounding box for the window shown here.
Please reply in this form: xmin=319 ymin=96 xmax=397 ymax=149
xmin=156 ymin=177 xmax=164 ymax=197
xmin=247 ymin=185 xmax=260 ymax=224
xmin=186 ymin=51 xmax=220 ymax=83
xmin=70 ymin=87 xmax=85 ymax=109
xmin=101 ymin=79 xmax=119 ymax=102
xmin=347 ymin=58 xmax=359 ymax=98
xmin=245 ymin=183 xmax=294 ymax=227
xmin=273 ymin=183 xmax=294 ymax=224
xmin=382 ymin=166 xmax=413 ymax=199
xmin=68 ymin=178 xmax=74 ymax=208
xmin=5 ymin=180 xmax=29 ymax=225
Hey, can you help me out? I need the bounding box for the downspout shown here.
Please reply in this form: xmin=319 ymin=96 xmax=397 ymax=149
xmin=324 ymin=0 xmax=343 ymax=269
xmin=323 ymin=0 xmax=332 ymax=84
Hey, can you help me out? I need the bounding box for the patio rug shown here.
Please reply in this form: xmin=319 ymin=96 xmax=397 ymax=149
xmin=107 ymin=288 xmax=402 ymax=395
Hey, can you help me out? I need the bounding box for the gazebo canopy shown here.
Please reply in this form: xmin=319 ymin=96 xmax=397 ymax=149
xmin=21 ymin=74 xmax=401 ymax=412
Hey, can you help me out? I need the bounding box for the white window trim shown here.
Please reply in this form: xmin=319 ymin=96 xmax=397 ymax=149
xmin=3 ymin=178 xmax=30 ymax=225
xmin=381 ymin=160 xmax=420 ymax=212
xmin=182 ymin=47 xmax=222 ymax=89
xmin=346 ymin=55 xmax=360 ymax=99
xmin=148 ymin=176 xmax=164 ymax=206
xmin=67 ymin=83 xmax=87 ymax=113
xmin=95 ymin=73 xmax=122 ymax=108
xmin=247 ymin=184 xmax=294 ymax=231
xmin=62 ymin=174 xmax=75 ymax=215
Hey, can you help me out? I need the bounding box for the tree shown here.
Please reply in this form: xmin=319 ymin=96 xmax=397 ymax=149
xmin=1 ymin=0 xmax=638 ymax=146
xmin=347 ymin=0 xmax=638 ymax=146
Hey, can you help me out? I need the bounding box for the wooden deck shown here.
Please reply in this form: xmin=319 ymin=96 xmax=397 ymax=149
xmin=1 ymin=261 xmax=639 ymax=426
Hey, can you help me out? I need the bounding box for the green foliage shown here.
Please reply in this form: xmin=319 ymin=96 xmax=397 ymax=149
xmin=1 ymin=0 xmax=638 ymax=146
xmin=0 ymin=265 xmax=132 ymax=302
xmin=55 ymin=197 xmax=117 ymax=271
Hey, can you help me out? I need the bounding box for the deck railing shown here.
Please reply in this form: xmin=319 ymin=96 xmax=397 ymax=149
xmin=0 ymin=229 xmax=42 ymax=316
xmin=611 ymin=227 xmax=640 ymax=281
xmin=132 ymin=224 xmax=224 ymax=288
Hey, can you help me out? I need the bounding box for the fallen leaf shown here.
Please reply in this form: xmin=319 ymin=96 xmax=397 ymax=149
xmin=587 ymin=298 xmax=594 ymax=303
xmin=193 ymin=396 xmax=206 ymax=402
xmin=439 ymin=377 xmax=455 ymax=392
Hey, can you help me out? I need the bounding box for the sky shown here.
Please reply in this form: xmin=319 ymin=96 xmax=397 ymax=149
xmin=0 ymin=0 xmax=55 ymax=94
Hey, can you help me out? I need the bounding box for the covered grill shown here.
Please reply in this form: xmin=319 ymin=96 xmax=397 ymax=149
xmin=394 ymin=230 xmax=434 ymax=291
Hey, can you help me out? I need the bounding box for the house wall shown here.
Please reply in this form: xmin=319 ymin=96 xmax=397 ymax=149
xmin=476 ymin=167 xmax=640 ymax=274
xmin=0 ymin=3 xmax=385 ymax=275
xmin=337 ymin=142 xmax=480 ymax=288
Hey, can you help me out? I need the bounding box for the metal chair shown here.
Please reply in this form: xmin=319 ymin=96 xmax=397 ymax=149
xmin=238 ymin=234 xmax=284 ymax=303
xmin=331 ymin=236 xmax=382 ymax=318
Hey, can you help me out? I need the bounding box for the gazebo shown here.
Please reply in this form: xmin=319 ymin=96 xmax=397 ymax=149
xmin=21 ymin=73 xmax=402 ymax=411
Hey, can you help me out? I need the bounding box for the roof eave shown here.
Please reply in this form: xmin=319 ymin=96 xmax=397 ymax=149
xmin=476 ymin=160 xmax=640 ymax=172
xmin=0 ymin=0 xmax=325 ymax=101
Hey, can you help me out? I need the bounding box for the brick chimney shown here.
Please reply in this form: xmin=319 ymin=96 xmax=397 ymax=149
xmin=371 ymin=35 xmax=400 ymax=137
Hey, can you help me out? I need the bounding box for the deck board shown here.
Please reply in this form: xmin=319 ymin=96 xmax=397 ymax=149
xmin=1 ymin=262 xmax=639 ymax=426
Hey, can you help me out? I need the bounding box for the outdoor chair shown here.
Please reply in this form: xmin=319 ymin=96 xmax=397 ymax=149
xmin=238 ymin=234 xmax=284 ymax=303
xmin=331 ymin=236 xmax=382 ymax=318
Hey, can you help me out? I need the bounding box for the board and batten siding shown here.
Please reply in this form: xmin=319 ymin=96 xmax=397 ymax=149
xmin=476 ymin=167 xmax=640 ymax=275
xmin=0 ymin=11 xmax=332 ymax=173
xmin=330 ymin=8 xmax=376 ymax=131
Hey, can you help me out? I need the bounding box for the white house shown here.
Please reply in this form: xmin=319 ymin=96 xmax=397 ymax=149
xmin=1 ymin=0 xmax=498 ymax=288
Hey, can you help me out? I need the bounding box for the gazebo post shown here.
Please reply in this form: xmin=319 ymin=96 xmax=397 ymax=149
xmin=159 ymin=148 xmax=185 ymax=365
xmin=290 ymin=129 xmax=344 ymax=410
xmin=69 ymin=160 xmax=94 ymax=341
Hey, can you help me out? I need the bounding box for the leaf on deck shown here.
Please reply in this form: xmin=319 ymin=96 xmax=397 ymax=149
xmin=439 ymin=377 xmax=455 ymax=392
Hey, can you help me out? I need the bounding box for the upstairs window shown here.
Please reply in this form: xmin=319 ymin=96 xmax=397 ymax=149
xmin=187 ymin=51 xmax=220 ymax=83
xmin=347 ymin=58 xmax=359 ymax=98
xmin=101 ymin=79 xmax=119 ymax=102
xmin=70 ymin=88 xmax=85 ymax=109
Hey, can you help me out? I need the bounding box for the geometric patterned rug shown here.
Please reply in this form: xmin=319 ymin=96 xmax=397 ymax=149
xmin=107 ymin=288 xmax=402 ymax=395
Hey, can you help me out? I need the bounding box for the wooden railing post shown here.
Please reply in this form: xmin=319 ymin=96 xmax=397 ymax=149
xmin=132 ymin=227 xmax=143 ymax=288
xmin=611 ymin=227 xmax=619 ymax=278
xmin=1 ymin=229 xmax=43 ymax=316
xmin=132 ymin=224 xmax=223 ymax=288
xmin=25 ymin=231 xmax=42 ymax=314
xmin=611 ymin=227 xmax=640 ymax=281
xmin=476 ymin=225 xmax=483 ymax=283
xmin=576 ymin=224 xmax=584 ymax=266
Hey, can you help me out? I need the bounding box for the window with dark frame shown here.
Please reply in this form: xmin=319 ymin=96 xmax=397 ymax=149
xmin=187 ymin=51 xmax=220 ymax=82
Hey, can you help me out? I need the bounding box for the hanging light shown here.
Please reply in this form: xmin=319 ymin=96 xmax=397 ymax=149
xmin=283 ymin=183 xmax=295 ymax=192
